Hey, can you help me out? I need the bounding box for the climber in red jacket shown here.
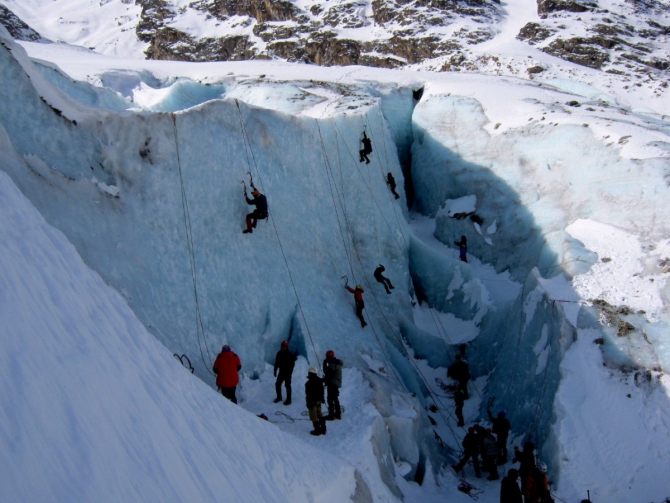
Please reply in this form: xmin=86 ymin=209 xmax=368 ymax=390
xmin=345 ymin=283 xmax=367 ymax=328
xmin=213 ymin=345 xmax=242 ymax=404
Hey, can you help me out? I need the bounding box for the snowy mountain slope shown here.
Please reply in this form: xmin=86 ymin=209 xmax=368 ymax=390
xmin=0 ymin=155 xmax=361 ymax=502
xmin=2 ymin=18 xmax=670 ymax=503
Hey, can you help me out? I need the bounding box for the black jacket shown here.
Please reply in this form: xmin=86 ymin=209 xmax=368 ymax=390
xmin=305 ymin=374 xmax=324 ymax=407
xmin=462 ymin=432 xmax=479 ymax=454
xmin=274 ymin=349 xmax=296 ymax=376
xmin=448 ymin=360 xmax=470 ymax=382
xmin=374 ymin=265 xmax=386 ymax=281
xmin=323 ymin=357 xmax=343 ymax=388
xmin=246 ymin=193 xmax=268 ymax=214
xmin=500 ymin=475 xmax=522 ymax=503
xmin=488 ymin=410 xmax=511 ymax=439
xmin=386 ymin=173 xmax=396 ymax=189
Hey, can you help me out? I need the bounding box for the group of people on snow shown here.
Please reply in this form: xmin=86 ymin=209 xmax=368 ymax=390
xmin=213 ymin=341 xmax=343 ymax=437
xmin=446 ymin=350 xmax=552 ymax=502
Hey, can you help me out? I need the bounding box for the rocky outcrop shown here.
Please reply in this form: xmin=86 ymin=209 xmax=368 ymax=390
xmin=542 ymin=37 xmax=611 ymax=69
xmin=537 ymin=0 xmax=595 ymax=17
xmin=0 ymin=5 xmax=45 ymax=42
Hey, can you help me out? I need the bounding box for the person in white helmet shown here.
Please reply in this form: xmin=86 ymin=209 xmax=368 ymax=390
xmin=305 ymin=366 xmax=326 ymax=436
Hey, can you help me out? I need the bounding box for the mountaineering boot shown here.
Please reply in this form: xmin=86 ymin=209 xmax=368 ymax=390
xmin=310 ymin=421 xmax=322 ymax=436
xmin=319 ymin=418 xmax=327 ymax=435
xmin=283 ymin=398 xmax=291 ymax=406
xmin=361 ymin=321 xmax=367 ymax=328
xmin=243 ymin=217 xmax=253 ymax=234
xmin=273 ymin=397 xmax=282 ymax=403
xmin=325 ymin=408 xmax=334 ymax=421
xmin=284 ymin=388 xmax=291 ymax=405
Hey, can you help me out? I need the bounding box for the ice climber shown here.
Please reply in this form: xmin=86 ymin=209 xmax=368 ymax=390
xmin=213 ymin=345 xmax=242 ymax=404
xmin=323 ymin=350 xmax=343 ymax=420
xmin=273 ymin=340 xmax=296 ymax=405
xmin=374 ymin=264 xmax=395 ymax=294
xmin=447 ymin=353 xmax=470 ymax=399
xmin=345 ymin=283 xmax=367 ymax=328
xmin=500 ymin=468 xmax=522 ymax=503
xmin=243 ymin=187 xmax=268 ymax=234
xmin=386 ymin=172 xmax=400 ymax=199
xmin=305 ymin=366 xmax=326 ymax=436
xmin=452 ymin=426 xmax=481 ymax=478
xmin=454 ymin=235 xmax=468 ymax=263
xmin=488 ymin=407 xmax=511 ymax=464
xmin=359 ymin=131 xmax=372 ymax=164
xmin=482 ymin=428 xmax=500 ymax=480
xmin=453 ymin=384 xmax=465 ymax=427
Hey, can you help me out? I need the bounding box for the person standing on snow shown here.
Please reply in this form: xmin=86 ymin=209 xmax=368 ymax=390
xmin=453 ymin=384 xmax=465 ymax=427
xmin=386 ymin=172 xmax=400 ymax=199
xmin=345 ymin=283 xmax=367 ymax=328
xmin=513 ymin=441 xmax=536 ymax=496
xmin=323 ymin=350 xmax=343 ymax=420
xmin=359 ymin=131 xmax=372 ymax=164
xmin=454 ymin=235 xmax=468 ymax=263
xmin=482 ymin=428 xmax=500 ymax=480
xmin=243 ymin=187 xmax=268 ymax=234
xmin=305 ymin=366 xmax=326 ymax=436
xmin=374 ymin=264 xmax=395 ymax=294
xmin=273 ymin=340 xmax=296 ymax=405
xmin=448 ymin=353 xmax=470 ymax=399
xmin=500 ymin=468 xmax=523 ymax=503
xmin=488 ymin=408 xmax=511 ymax=464
xmin=452 ymin=426 xmax=481 ymax=478
xmin=213 ymin=345 xmax=242 ymax=404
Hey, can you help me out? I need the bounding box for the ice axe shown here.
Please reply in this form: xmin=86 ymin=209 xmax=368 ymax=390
xmin=241 ymin=179 xmax=247 ymax=196
xmin=247 ymin=171 xmax=256 ymax=190
xmin=341 ymin=275 xmax=349 ymax=287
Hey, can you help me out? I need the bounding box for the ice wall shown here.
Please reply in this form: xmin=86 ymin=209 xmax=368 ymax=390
xmin=0 ymin=31 xmax=445 ymax=490
xmin=408 ymin=87 xmax=670 ymax=481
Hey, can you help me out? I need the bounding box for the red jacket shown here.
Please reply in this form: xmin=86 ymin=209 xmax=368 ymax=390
xmin=346 ymin=286 xmax=364 ymax=301
xmin=213 ymin=351 xmax=241 ymax=388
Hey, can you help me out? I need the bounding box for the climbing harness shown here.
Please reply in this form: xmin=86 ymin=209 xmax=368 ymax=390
xmin=457 ymin=479 xmax=484 ymax=500
xmin=173 ymin=353 xmax=195 ymax=374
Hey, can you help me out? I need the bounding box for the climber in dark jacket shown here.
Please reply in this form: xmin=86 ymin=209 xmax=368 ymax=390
xmin=323 ymin=350 xmax=343 ymax=420
xmin=386 ymin=172 xmax=400 ymax=199
xmin=447 ymin=353 xmax=470 ymax=399
xmin=374 ymin=264 xmax=395 ymax=294
xmin=453 ymin=427 xmax=481 ymax=478
xmin=345 ymin=284 xmax=367 ymax=328
xmin=273 ymin=340 xmax=297 ymax=405
xmin=488 ymin=408 xmax=511 ymax=464
xmin=305 ymin=366 xmax=326 ymax=436
xmin=454 ymin=235 xmax=468 ymax=263
xmin=243 ymin=188 xmax=268 ymax=234
xmin=359 ymin=131 xmax=372 ymax=164
xmin=500 ymin=469 xmax=523 ymax=503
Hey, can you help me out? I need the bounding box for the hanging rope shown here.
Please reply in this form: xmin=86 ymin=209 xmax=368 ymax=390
xmin=171 ymin=113 xmax=215 ymax=375
xmin=234 ymin=100 xmax=322 ymax=370
xmin=332 ymin=120 xmax=408 ymax=254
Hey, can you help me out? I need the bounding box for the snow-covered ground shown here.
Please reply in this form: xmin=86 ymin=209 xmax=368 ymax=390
xmin=1 ymin=19 xmax=670 ymax=503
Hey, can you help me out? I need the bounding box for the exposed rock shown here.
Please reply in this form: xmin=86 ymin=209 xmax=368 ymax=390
xmin=0 ymin=5 xmax=45 ymax=42
xmin=542 ymin=37 xmax=611 ymax=69
xmin=304 ymin=32 xmax=361 ymax=66
xmin=517 ymin=22 xmax=553 ymax=44
xmin=537 ymin=0 xmax=595 ymax=17
xmin=527 ymin=65 xmax=545 ymax=74
xmin=192 ymin=0 xmax=298 ymax=22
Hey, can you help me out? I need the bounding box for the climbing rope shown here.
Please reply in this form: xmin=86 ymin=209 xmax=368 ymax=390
xmin=234 ymin=100 xmax=322 ymax=370
xmin=171 ymin=113 xmax=215 ymax=375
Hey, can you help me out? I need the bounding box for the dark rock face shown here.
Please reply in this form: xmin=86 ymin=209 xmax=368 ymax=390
xmin=517 ymin=22 xmax=554 ymax=44
xmin=0 ymin=5 xmax=45 ymax=42
xmin=193 ymin=0 xmax=298 ymax=23
xmin=537 ymin=0 xmax=595 ymax=17
xmin=542 ymin=37 xmax=611 ymax=69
